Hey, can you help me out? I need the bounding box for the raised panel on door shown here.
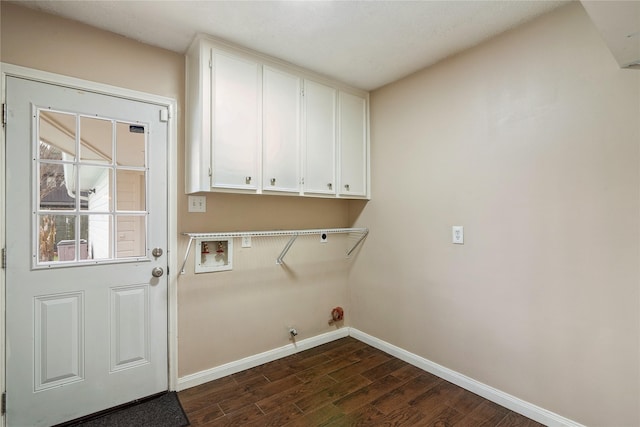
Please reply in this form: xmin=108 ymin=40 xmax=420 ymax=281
xmin=303 ymin=80 xmax=337 ymax=195
xmin=211 ymin=50 xmax=261 ymax=190
xmin=110 ymin=284 xmax=149 ymax=371
xmin=338 ymin=92 xmax=368 ymax=197
xmin=34 ymin=293 xmax=85 ymax=391
xmin=262 ymin=67 xmax=300 ymax=193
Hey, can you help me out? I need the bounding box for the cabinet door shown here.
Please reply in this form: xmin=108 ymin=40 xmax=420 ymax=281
xmin=303 ymin=80 xmax=336 ymax=195
xmin=338 ymin=92 xmax=367 ymax=197
xmin=263 ymin=67 xmax=301 ymax=193
xmin=211 ymin=50 xmax=261 ymax=190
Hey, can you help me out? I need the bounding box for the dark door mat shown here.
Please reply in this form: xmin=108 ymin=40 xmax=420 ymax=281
xmin=65 ymin=392 xmax=189 ymax=427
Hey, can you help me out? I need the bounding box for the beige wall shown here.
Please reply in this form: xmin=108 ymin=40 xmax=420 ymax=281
xmin=0 ymin=3 xmax=184 ymax=100
xmin=176 ymin=194 xmax=350 ymax=375
xmin=350 ymin=3 xmax=639 ymax=427
xmin=1 ymin=2 xmax=352 ymax=379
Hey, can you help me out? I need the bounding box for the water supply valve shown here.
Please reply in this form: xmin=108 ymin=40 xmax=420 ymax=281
xmin=328 ymin=306 xmax=344 ymax=325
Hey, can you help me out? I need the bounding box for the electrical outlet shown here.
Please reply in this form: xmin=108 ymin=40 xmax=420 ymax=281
xmin=242 ymin=236 xmax=252 ymax=248
xmin=188 ymin=195 xmax=206 ymax=213
xmin=320 ymin=232 xmax=328 ymax=243
xmin=452 ymin=226 xmax=464 ymax=244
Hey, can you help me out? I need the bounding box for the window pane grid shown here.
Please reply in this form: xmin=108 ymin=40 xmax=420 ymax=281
xmin=35 ymin=109 xmax=148 ymax=267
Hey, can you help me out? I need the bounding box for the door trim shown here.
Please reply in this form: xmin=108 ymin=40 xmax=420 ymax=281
xmin=0 ymin=63 xmax=179 ymax=425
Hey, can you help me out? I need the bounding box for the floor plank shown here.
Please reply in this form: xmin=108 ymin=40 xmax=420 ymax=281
xmin=371 ymin=373 xmax=443 ymax=415
xmin=294 ymin=374 xmax=371 ymax=412
xmin=257 ymin=376 xmax=337 ymax=414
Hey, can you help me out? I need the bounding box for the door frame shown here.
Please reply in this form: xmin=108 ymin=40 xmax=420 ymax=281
xmin=0 ymin=63 xmax=179 ymax=426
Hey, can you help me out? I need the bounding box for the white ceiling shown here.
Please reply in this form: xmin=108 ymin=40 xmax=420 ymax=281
xmin=14 ymin=0 xmax=570 ymax=90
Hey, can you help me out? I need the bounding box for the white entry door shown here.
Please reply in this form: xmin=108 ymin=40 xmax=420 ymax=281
xmin=5 ymin=76 xmax=169 ymax=426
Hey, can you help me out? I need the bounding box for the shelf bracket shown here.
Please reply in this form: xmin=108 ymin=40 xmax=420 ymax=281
xmin=276 ymin=234 xmax=298 ymax=265
xmin=346 ymin=229 xmax=369 ymax=256
xmin=180 ymin=236 xmax=195 ymax=274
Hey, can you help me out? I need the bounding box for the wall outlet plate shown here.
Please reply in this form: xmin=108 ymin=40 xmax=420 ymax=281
xmin=320 ymin=232 xmax=328 ymax=243
xmin=241 ymin=236 xmax=252 ymax=248
xmin=452 ymin=226 xmax=464 ymax=244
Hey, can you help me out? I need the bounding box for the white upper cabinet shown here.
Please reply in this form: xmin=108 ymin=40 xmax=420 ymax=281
xmin=303 ymin=80 xmax=336 ymax=195
xmin=186 ymin=36 xmax=370 ymax=199
xmin=338 ymin=92 xmax=368 ymax=197
xmin=262 ymin=67 xmax=301 ymax=193
xmin=211 ymin=50 xmax=261 ymax=191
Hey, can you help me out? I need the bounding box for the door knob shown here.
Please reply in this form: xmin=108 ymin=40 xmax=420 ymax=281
xmin=152 ymin=267 xmax=164 ymax=278
xmin=152 ymin=247 xmax=163 ymax=257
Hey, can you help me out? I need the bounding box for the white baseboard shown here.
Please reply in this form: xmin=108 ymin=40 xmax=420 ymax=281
xmin=349 ymin=328 xmax=585 ymax=427
xmin=177 ymin=328 xmax=349 ymax=391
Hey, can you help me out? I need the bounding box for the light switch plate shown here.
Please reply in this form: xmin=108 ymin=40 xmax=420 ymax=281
xmin=188 ymin=195 xmax=206 ymax=213
xmin=452 ymin=226 xmax=464 ymax=244
xmin=242 ymin=236 xmax=252 ymax=248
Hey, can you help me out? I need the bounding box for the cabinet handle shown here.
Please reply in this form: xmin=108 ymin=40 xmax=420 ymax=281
xmin=344 ymin=184 xmax=350 ymax=191
xmin=245 ymin=176 xmax=252 ymax=184
xmin=270 ymin=178 xmax=276 ymax=186
xmin=327 ymin=183 xmax=333 ymax=190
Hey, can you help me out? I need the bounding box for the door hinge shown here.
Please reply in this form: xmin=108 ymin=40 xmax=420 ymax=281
xmin=2 ymin=391 xmax=6 ymax=415
xmin=1 ymin=248 xmax=6 ymax=269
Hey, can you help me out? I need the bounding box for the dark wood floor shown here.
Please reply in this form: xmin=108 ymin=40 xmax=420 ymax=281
xmin=178 ymin=337 xmax=545 ymax=426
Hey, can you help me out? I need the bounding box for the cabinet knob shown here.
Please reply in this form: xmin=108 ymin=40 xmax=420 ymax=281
xmin=327 ymin=183 xmax=333 ymax=190
xmin=245 ymin=176 xmax=252 ymax=184
xmin=344 ymin=184 xmax=350 ymax=191
xmin=270 ymin=178 xmax=276 ymax=186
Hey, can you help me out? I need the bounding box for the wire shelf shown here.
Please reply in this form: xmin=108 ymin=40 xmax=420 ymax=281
xmin=180 ymin=227 xmax=368 ymax=273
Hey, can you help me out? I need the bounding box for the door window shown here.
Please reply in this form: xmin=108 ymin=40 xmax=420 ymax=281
xmin=36 ymin=109 xmax=148 ymax=266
